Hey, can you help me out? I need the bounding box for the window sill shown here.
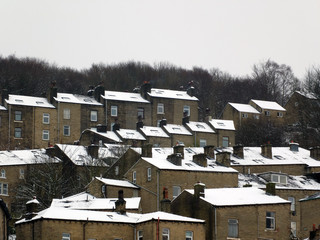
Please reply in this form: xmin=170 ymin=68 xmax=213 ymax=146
xmin=14 ymin=120 xmax=23 ymax=123
xmin=14 ymin=138 xmax=23 ymax=140
xmin=0 ymin=194 xmax=9 ymax=196
xmin=265 ymin=228 xmax=277 ymax=232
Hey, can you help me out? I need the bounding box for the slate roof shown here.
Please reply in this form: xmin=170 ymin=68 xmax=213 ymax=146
xmin=228 ymin=103 xmax=260 ymax=114
xmin=149 ymin=88 xmax=198 ymax=101
xmin=163 ymin=124 xmax=192 ymax=135
xmin=250 ymin=99 xmax=286 ymax=111
xmin=54 ymin=93 xmax=103 ymax=106
xmin=139 ymin=126 xmax=169 ymax=138
xmin=103 ymin=91 xmax=149 ymax=103
xmin=6 ymin=95 xmax=55 ymax=108
xmin=208 ymin=119 xmax=235 ymax=131
xmin=186 ymin=121 xmax=215 ymax=133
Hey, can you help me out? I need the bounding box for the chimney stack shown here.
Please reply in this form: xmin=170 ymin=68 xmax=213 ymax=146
xmin=266 ymin=182 xmax=276 ymax=196
xmin=115 ymin=190 xmax=126 ymax=214
xmin=182 ymin=111 xmax=190 ymax=126
xmin=204 ymin=145 xmax=215 ymax=159
xmin=159 ymin=119 xmax=167 ymax=127
xmin=216 ymin=151 xmax=231 ymax=167
xmin=96 ymin=124 xmax=107 ymax=133
xmin=310 ymin=146 xmax=320 ymax=161
xmin=142 ymin=144 xmax=152 ymax=158
xmin=93 ymin=82 xmax=105 ymax=102
xmin=261 ymin=143 xmax=272 ymax=159
xmin=112 ymin=119 xmax=120 ymax=132
xmin=173 ymin=144 xmax=184 ymax=158
xmin=160 ymin=187 xmax=171 ymax=213
xmin=289 ymin=142 xmax=299 ymax=152
xmin=194 ymin=182 xmax=205 ymax=199
xmin=167 ymin=153 xmax=183 ymax=166
xmin=88 ymin=144 xmax=99 ymax=159
xmin=25 ymin=197 xmax=39 ymax=220
xmin=140 ymin=81 xmax=151 ymax=99
xmin=193 ymin=154 xmax=207 ymax=167
xmin=47 ymin=81 xmax=57 ymax=104
xmin=136 ymin=117 xmax=144 ymax=130
xmin=233 ymin=144 xmax=244 ymax=159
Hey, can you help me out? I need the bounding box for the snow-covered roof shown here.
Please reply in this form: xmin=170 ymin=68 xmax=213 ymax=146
xmin=16 ymin=208 xmax=204 ymax=224
xmin=6 ymin=95 xmax=55 ymax=108
xmin=186 ymin=187 xmax=289 ymax=206
xmin=103 ymin=91 xmax=149 ymax=103
xmin=0 ymin=105 xmax=6 ymax=110
xmin=209 ymin=119 xmax=235 ymax=131
xmin=94 ymin=177 xmax=139 ymax=189
xmin=163 ymin=124 xmax=192 ymax=135
xmin=139 ymin=126 xmax=169 ymax=138
xmin=238 ymin=173 xmax=320 ymax=191
xmin=250 ymin=99 xmax=286 ymax=111
xmin=300 ymin=192 xmax=320 ymax=202
xmin=116 ymin=129 xmax=146 ymax=141
xmin=186 ymin=121 xmax=215 ymax=133
xmin=225 ymin=146 xmax=320 ymax=167
xmin=132 ymin=147 xmax=237 ymax=173
xmin=51 ymin=192 xmax=140 ymax=210
xmin=54 ymin=93 xmax=103 ymax=106
xmin=295 ymin=91 xmax=318 ymax=100
xmin=88 ymin=128 xmax=123 ymax=143
xmin=149 ymin=88 xmax=198 ymax=101
xmin=229 ymin=103 xmax=260 ymax=114
xmin=0 ymin=149 xmax=60 ymax=166
xmin=56 ymin=144 xmax=119 ymax=166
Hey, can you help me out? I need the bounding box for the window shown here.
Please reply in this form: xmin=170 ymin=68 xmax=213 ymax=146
xmin=265 ymin=111 xmax=270 ymax=116
xmin=228 ymin=219 xmax=238 ymax=238
xmin=271 ymin=174 xmax=287 ymax=185
xmin=133 ymin=171 xmax=136 ymax=184
xmin=222 ymin=136 xmax=229 ymax=147
xmin=42 ymin=130 xmax=49 ymax=140
xmin=0 ymin=183 xmax=8 ymax=195
xmin=63 ymin=125 xmax=70 ymax=136
xmin=157 ymin=103 xmax=164 ymax=114
xmin=43 ymin=113 xmax=50 ymax=124
xmin=90 ymin=111 xmax=98 ymax=122
xmin=185 ymin=231 xmax=193 ymax=240
xmin=62 ymin=233 xmax=71 ymax=240
xmin=101 ymin=185 xmax=106 ymax=196
xmin=0 ymin=169 xmax=5 ymax=178
xmin=14 ymin=127 xmax=22 ymax=138
xmin=15 ymin=111 xmax=22 ymax=121
xmin=291 ymin=222 xmax=297 ymax=237
xmin=199 ymin=139 xmax=207 ymax=147
xmin=137 ymin=108 xmax=144 ymax=119
xmin=115 ymin=166 xmax=119 ymax=176
xmin=63 ymin=109 xmax=70 ymax=119
xmin=173 ymin=185 xmax=181 ymax=199
xmin=253 ymin=114 xmax=260 ymax=119
xmin=266 ymin=211 xmax=275 ymax=230
xmin=0 ymin=116 xmax=1 ymax=127
xmin=147 ymin=168 xmax=151 ymax=181
xmin=111 ymin=106 xmax=118 ymax=116
xmin=157 ymin=120 xmax=161 ymax=127
xmin=242 ymin=113 xmax=248 ymax=118
xmin=183 ymin=105 xmax=190 ymax=116
xmin=19 ymin=169 xmax=24 ymax=179
xmin=288 ymin=197 xmax=295 ymax=211
xmin=137 ymin=230 xmax=143 ymax=240
xmin=162 ymin=228 xmax=170 ymax=240
xmin=277 ymin=112 xmax=283 ymax=117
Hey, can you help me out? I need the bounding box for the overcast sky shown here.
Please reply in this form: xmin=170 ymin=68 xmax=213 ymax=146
xmin=1 ymin=0 xmax=320 ymax=79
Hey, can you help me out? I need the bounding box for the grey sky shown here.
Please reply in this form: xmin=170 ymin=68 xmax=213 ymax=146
xmin=1 ymin=0 xmax=320 ymax=79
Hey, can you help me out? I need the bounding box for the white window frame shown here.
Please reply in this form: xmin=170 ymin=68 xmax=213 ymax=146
xmin=19 ymin=169 xmax=25 ymax=179
xmin=137 ymin=107 xmax=144 ymax=119
xmin=63 ymin=125 xmax=70 ymax=136
xmin=291 ymin=221 xmax=297 ymax=237
xmin=90 ymin=110 xmax=98 ymax=122
xmin=14 ymin=111 xmax=22 ymax=121
xmin=111 ymin=106 xmax=118 ymax=117
xmin=62 ymin=233 xmax=71 ymax=240
xmin=222 ymin=136 xmax=229 ymax=147
xmin=288 ymin=197 xmax=295 ymax=211
xmin=137 ymin=230 xmax=143 ymax=240
xmin=157 ymin=103 xmax=164 ymax=114
xmin=277 ymin=112 xmax=283 ymax=117
xmin=183 ymin=105 xmax=190 ymax=116
xmin=63 ymin=109 xmax=70 ymax=119
xmin=14 ymin=127 xmax=22 ymax=138
xmin=228 ymin=219 xmax=238 ymax=238
xmin=162 ymin=228 xmax=170 ymax=240
xmin=265 ymin=111 xmax=270 ymax=116
xmin=0 ymin=183 xmax=8 ymax=195
xmin=242 ymin=113 xmax=248 ymax=118
xmin=266 ymin=211 xmax=275 ymax=230
xmin=147 ymin=168 xmax=151 ymax=181
xmin=173 ymin=185 xmax=181 ymax=199
xmin=43 ymin=113 xmax=50 ymax=124
xmin=133 ymin=171 xmax=137 ymax=184
xmin=185 ymin=231 xmax=193 ymax=240
xmin=271 ymin=174 xmax=287 ymax=185
xmin=199 ymin=139 xmax=207 ymax=147
xmin=42 ymin=130 xmax=50 ymax=141
xmin=0 ymin=169 xmax=5 ymax=178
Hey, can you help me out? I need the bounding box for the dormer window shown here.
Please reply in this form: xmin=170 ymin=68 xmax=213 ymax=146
xmin=271 ymin=174 xmax=287 ymax=184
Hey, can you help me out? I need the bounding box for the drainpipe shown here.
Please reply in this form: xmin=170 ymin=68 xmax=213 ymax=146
xmin=57 ymin=101 xmax=60 ymax=143
xmin=194 ymin=132 xmax=197 ymax=147
xmin=157 ymin=217 xmax=160 ymax=240
xmin=214 ymin=207 xmax=217 ymax=240
xmin=129 ymin=224 xmax=136 ymax=240
xmin=105 ymin=99 xmax=108 ymax=127
xmin=33 ymin=107 xmax=35 ymax=148
xmin=83 ymin=217 xmax=88 ymax=240
xmin=8 ymin=105 xmax=11 ymax=150
xmin=157 ymin=170 xmax=160 ymax=211
xmin=256 ymin=205 xmax=259 ymax=239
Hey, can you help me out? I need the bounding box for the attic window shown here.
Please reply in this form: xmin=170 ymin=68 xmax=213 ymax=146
xmin=126 ymin=132 xmax=134 ymax=135
xmin=84 ymin=99 xmax=93 ymax=102
xmin=155 ymin=90 xmax=164 ymax=94
xmin=176 ymin=94 xmax=183 ymax=96
xmin=61 ymin=97 xmax=70 ymax=100
xmin=217 ymin=122 xmax=225 ymax=126
xmin=185 ymin=163 xmax=194 ymax=167
xmin=107 ymin=215 xmax=113 ymax=219
xmin=274 ymin=155 xmax=284 ymax=160
xmin=271 ymin=174 xmax=287 ymax=185
xmin=130 ymin=96 xmax=137 ymax=99
xmin=196 ymin=124 xmax=205 ymax=129
xmin=150 ymin=130 xmax=159 ymax=133
xmin=186 ymin=148 xmax=196 ymax=154
xmin=108 ymin=94 xmax=116 ymax=97
xmin=36 ymin=101 xmax=44 ymax=104
xmin=15 ymin=99 xmax=23 ymax=103
xmin=172 ymin=127 xmax=181 ymax=131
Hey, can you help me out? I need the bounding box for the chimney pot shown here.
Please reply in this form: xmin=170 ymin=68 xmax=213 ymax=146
xmin=173 ymin=145 xmax=184 ymax=158
xmin=115 ymin=190 xmax=126 ymax=214
xmin=194 ymin=182 xmax=205 ymax=199
xmin=310 ymin=146 xmax=320 ymax=161
xmin=289 ymin=142 xmax=299 ymax=152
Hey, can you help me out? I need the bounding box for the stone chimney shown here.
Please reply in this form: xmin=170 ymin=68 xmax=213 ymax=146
xmin=266 ymin=182 xmax=276 ymax=196
xmin=112 ymin=119 xmax=120 ymax=132
xmin=193 ymin=154 xmax=207 ymax=167
xmin=310 ymin=146 xmax=320 ymax=161
xmin=88 ymin=144 xmax=99 ymax=159
xmin=194 ymin=182 xmax=205 ymax=199
xmin=115 ymin=190 xmax=126 ymax=214
xmin=261 ymin=144 xmax=272 ymax=159
xmin=167 ymin=153 xmax=182 ymax=166
xmin=45 ymin=146 xmax=56 ymax=158
xmin=159 ymin=119 xmax=167 ymax=127
xmin=94 ymin=82 xmax=105 ymax=102
xmin=182 ymin=111 xmax=190 ymax=126
xmin=0 ymin=89 xmax=8 ymax=106
xmin=204 ymin=145 xmax=215 ymax=159
xmin=25 ymin=197 xmax=39 ymax=220
xmin=289 ymin=142 xmax=299 ymax=152
xmin=136 ymin=117 xmax=144 ymax=130
xmin=46 ymin=81 xmax=57 ymax=104
xmin=96 ymin=124 xmax=107 ymax=133
xmin=173 ymin=144 xmax=184 ymax=158
xmin=140 ymin=81 xmax=151 ymax=99
xmin=142 ymin=144 xmax=152 ymax=158
xmin=216 ymin=151 xmax=231 ymax=167
xmin=160 ymin=187 xmax=171 ymax=213
xmin=233 ymin=144 xmax=244 ymax=159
